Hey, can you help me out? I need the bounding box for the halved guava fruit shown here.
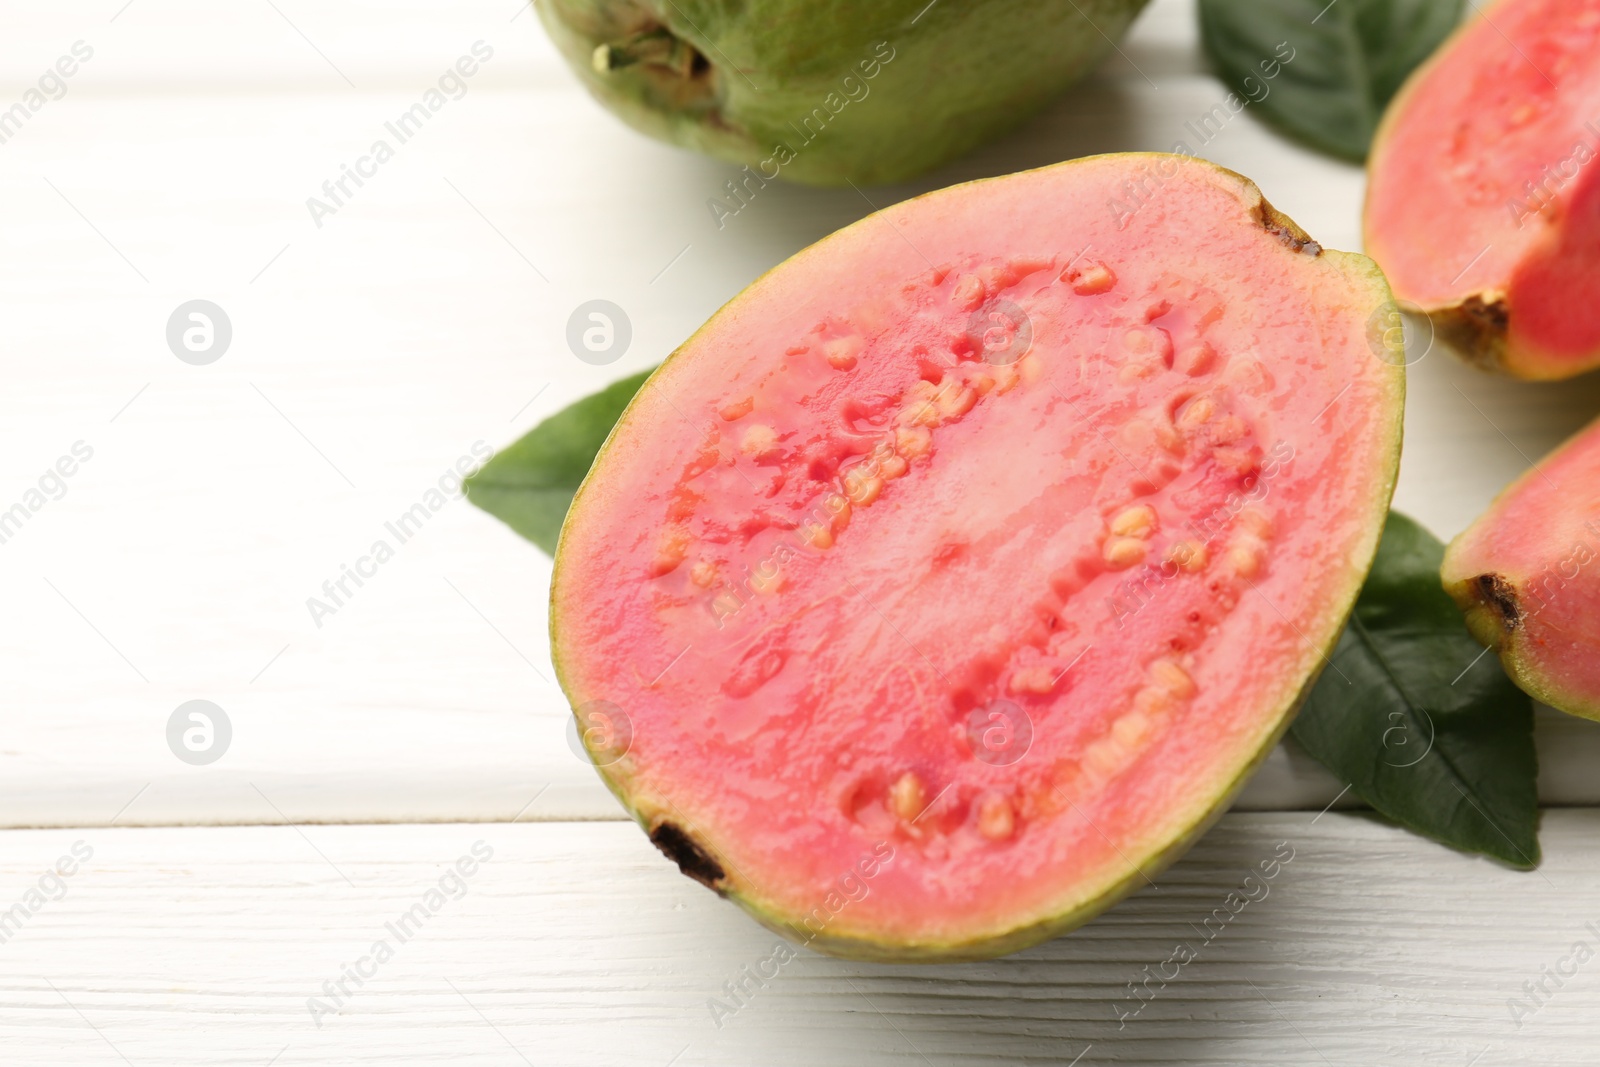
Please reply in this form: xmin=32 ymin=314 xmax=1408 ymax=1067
xmin=535 ymin=0 xmax=1149 ymax=186
xmin=1365 ymin=0 xmax=1600 ymax=380
xmin=552 ymin=153 xmax=1405 ymax=961
xmin=1443 ymin=416 xmax=1600 ymax=719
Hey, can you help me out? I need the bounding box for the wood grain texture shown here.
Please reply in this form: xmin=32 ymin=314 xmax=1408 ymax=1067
xmin=4 ymin=0 xmax=1600 ymax=828
xmin=0 ymin=813 xmax=1592 ymax=1065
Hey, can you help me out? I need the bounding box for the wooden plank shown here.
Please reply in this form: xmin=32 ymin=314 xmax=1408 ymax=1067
xmin=4 ymin=0 xmax=1599 ymax=827
xmin=0 ymin=812 xmax=1592 ymax=1064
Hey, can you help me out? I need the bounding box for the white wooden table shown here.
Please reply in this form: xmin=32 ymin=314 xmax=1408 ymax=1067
xmin=4 ymin=0 xmax=1599 ymax=1062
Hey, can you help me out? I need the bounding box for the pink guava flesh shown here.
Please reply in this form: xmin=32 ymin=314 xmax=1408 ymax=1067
xmin=1443 ymin=416 xmax=1600 ymax=719
xmin=1365 ymin=0 xmax=1600 ymax=379
xmin=553 ymin=154 xmax=1404 ymax=961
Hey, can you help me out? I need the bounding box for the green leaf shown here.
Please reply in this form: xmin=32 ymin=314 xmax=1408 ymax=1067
xmin=1291 ymin=511 xmax=1539 ymax=867
xmin=465 ymin=369 xmax=654 ymax=555
xmin=1198 ymin=0 xmax=1463 ymax=161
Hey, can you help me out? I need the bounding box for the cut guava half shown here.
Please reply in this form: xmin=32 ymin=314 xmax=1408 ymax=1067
xmin=553 ymin=153 xmax=1405 ymax=961
xmin=1443 ymin=415 xmax=1600 ymax=719
xmin=1365 ymin=0 xmax=1600 ymax=380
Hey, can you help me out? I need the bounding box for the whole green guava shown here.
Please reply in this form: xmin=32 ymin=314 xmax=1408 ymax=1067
xmin=535 ymin=0 xmax=1150 ymax=186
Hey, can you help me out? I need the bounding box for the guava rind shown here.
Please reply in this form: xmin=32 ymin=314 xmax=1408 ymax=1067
xmin=554 ymin=153 xmax=1404 ymax=961
xmin=535 ymin=0 xmax=1149 ymax=186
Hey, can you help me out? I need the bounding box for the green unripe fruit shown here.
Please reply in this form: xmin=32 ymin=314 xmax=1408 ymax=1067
xmin=535 ymin=0 xmax=1150 ymax=185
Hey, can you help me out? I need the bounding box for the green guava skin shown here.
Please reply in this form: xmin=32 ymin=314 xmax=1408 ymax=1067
xmin=535 ymin=0 xmax=1150 ymax=186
